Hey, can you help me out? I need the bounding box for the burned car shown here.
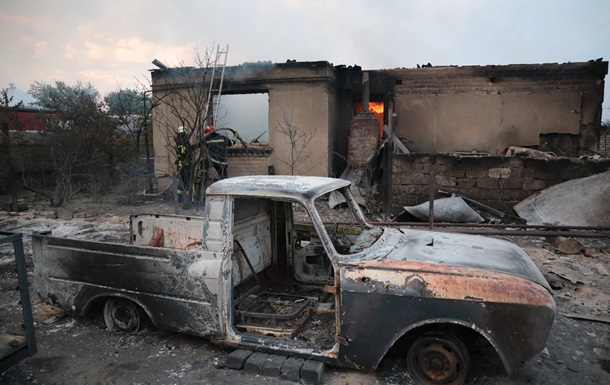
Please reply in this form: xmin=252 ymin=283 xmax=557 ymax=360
xmin=33 ymin=176 xmax=555 ymax=384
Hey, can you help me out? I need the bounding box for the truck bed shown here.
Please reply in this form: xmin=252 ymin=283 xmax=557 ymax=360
xmin=32 ymin=218 xmax=224 ymax=337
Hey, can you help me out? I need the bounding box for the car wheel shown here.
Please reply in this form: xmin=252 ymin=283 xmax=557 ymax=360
xmin=406 ymin=332 xmax=470 ymax=385
xmin=103 ymin=298 xmax=141 ymax=333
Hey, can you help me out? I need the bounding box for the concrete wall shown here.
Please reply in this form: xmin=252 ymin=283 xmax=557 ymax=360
xmin=381 ymin=62 xmax=607 ymax=155
xmin=391 ymin=153 xmax=610 ymax=213
xmin=151 ymin=61 xmax=340 ymax=187
xmin=268 ymin=83 xmax=331 ymax=176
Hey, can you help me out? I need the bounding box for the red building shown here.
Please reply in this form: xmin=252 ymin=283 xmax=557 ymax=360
xmin=4 ymin=84 xmax=46 ymax=131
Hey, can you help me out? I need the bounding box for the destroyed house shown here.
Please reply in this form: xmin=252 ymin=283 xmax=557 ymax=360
xmin=150 ymin=59 xmax=608 ymax=208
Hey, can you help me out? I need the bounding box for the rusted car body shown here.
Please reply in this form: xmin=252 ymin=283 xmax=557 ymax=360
xmin=33 ymin=176 xmax=555 ymax=384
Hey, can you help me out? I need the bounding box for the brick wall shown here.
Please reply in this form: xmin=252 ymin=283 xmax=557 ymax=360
xmin=599 ymin=127 xmax=610 ymax=157
xmin=391 ymin=153 xmax=610 ymax=212
xmin=384 ymin=62 xmax=607 ymax=95
xmin=227 ymin=147 xmax=272 ymax=177
xmin=348 ymin=112 xmax=379 ymax=169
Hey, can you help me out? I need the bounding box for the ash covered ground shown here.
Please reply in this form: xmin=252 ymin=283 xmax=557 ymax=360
xmin=0 ymin=193 xmax=609 ymax=385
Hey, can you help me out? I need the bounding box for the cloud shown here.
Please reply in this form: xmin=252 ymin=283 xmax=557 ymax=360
xmin=34 ymin=41 xmax=48 ymax=56
xmin=63 ymin=35 xmax=194 ymax=67
xmin=0 ymin=10 xmax=52 ymax=31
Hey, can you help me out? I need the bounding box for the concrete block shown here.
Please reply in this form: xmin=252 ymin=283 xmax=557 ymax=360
xmin=42 ymin=211 xmax=56 ymax=219
xmin=510 ymin=168 xmax=535 ymax=178
xmin=500 ymin=179 xmax=524 ymax=190
xmin=280 ymin=357 xmax=304 ymax=381
xmin=523 ymin=179 xmax=546 ymax=191
xmin=443 ymin=166 xmax=466 ymax=178
xmin=301 ymin=360 xmax=325 ymax=384
xmin=505 ymin=157 xmax=524 ymax=168
xmin=227 ymin=349 xmax=253 ymax=370
xmin=244 ymin=352 xmax=269 ymax=375
xmin=456 ymin=178 xmax=476 ymax=190
xmin=434 ymin=175 xmax=456 ymax=187
xmin=465 ymin=168 xmax=488 ymax=178
xmin=559 ymin=168 xmax=586 ymax=180
xmin=488 ymin=168 xmax=511 ymax=179
xmin=56 ymin=207 xmax=73 ymax=220
xmin=262 ymin=354 xmax=286 ymax=377
xmin=477 ymin=178 xmax=501 ymax=190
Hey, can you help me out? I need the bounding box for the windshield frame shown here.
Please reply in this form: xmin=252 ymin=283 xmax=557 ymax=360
xmin=302 ymin=185 xmax=385 ymax=258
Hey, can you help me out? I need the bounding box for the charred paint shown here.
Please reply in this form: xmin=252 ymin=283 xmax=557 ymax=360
xmin=338 ymin=260 xmax=555 ymax=372
xmin=342 ymin=259 xmax=553 ymax=306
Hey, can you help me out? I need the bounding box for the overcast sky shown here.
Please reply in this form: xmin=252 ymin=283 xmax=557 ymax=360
xmin=1 ymin=0 xmax=609 ymax=119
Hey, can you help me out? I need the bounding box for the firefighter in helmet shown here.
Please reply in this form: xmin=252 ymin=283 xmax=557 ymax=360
xmin=204 ymin=125 xmax=236 ymax=179
xmin=175 ymin=125 xmax=191 ymax=202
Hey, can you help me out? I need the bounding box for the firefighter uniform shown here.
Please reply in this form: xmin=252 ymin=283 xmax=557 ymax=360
xmin=175 ymin=126 xmax=191 ymax=202
xmin=205 ymin=125 xmax=236 ymax=179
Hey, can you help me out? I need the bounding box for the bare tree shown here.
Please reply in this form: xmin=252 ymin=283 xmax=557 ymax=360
xmin=274 ymin=103 xmax=317 ymax=175
xmin=0 ymin=89 xmax=26 ymax=211
xmin=30 ymin=81 xmax=131 ymax=206
xmin=153 ymin=46 xmax=223 ymax=208
xmin=105 ymin=86 xmax=157 ymax=202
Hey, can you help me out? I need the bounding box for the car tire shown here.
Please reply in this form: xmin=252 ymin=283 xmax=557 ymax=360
xmin=103 ymin=298 xmax=141 ymax=333
xmin=406 ymin=332 xmax=470 ymax=385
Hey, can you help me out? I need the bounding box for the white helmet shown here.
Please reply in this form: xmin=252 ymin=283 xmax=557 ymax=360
xmin=177 ymin=126 xmax=185 ymax=134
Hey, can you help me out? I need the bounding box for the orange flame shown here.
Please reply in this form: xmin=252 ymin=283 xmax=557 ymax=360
xmin=355 ymin=101 xmax=385 ymax=138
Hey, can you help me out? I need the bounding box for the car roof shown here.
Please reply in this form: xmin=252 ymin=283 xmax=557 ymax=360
xmin=206 ymin=175 xmax=351 ymax=201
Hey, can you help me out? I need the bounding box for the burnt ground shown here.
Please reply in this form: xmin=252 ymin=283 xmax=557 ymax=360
xmin=0 ymin=193 xmax=609 ymax=385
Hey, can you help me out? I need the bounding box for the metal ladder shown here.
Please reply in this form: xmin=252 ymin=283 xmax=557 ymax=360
xmin=205 ymin=44 xmax=229 ymax=127
xmin=194 ymin=44 xmax=229 ymax=205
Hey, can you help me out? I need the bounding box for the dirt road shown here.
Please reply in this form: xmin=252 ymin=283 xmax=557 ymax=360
xmin=1 ymin=195 xmax=608 ymax=384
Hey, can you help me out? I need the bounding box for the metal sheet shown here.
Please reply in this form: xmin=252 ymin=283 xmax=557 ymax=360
xmin=514 ymin=171 xmax=610 ymax=226
xmin=404 ymin=196 xmax=485 ymax=223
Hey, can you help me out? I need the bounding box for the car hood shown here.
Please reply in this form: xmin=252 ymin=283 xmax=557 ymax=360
xmin=377 ymin=228 xmax=550 ymax=291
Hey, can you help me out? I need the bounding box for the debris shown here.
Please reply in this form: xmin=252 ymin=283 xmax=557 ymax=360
xmin=2 ymin=199 xmax=28 ymax=212
xmin=453 ymin=151 xmax=491 ymax=157
xmin=514 ymin=171 xmax=610 ymax=226
xmin=548 ymin=280 xmax=564 ymax=290
xmin=551 ymin=236 xmax=584 ymax=254
xmin=329 ymin=165 xmax=367 ymax=209
xmin=593 ymin=263 xmax=609 ymax=276
xmin=56 ymin=207 xmax=73 ymax=220
xmin=439 ymin=190 xmax=509 ymax=221
xmin=43 ymin=314 xmax=67 ymax=324
xmin=549 ymin=266 xmax=587 ymax=284
xmin=505 ymin=146 xmax=556 ymax=159
xmin=583 ymin=247 xmax=605 ymax=258
xmin=73 ymin=211 xmax=88 ymax=219
xmin=562 ymin=313 xmax=610 ymax=324
xmin=574 ymin=286 xmax=594 ymax=293
xmin=382 ymin=124 xmax=409 ymax=154
xmin=404 ymin=195 xmax=484 ymax=223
